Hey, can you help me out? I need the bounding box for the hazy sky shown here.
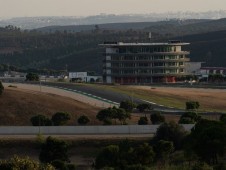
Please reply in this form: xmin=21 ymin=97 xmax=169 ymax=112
xmin=0 ymin=0 xmax=226 ymax=18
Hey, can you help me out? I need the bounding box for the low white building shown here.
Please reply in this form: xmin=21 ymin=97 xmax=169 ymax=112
xmin=69 ymin=72 xmax=102 ymax=82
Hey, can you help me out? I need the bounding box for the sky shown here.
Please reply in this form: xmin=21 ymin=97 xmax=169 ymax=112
xmin=0 ymin=0 xmax=226 ymax=18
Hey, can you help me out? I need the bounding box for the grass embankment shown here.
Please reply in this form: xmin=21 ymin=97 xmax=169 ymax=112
xmin=82 ymin=83 xmax=226 ymax=113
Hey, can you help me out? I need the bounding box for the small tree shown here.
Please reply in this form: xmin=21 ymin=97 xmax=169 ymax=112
xmin=96 ymin=108 xmax=113 ymax=125
xmin=0 ymin=81 xmax=4 ymax=95
xmin=119 ymin=100 xmax=137 ymax=113
xmin=179 ymin=112 xmax=199 ymax=124
xmin=30 ymin=114 xmax=52 ymax=126
xmin=154 ymin=140 xmax=174 ymax=165
xmin=186 ymin=101 xmax=200 ymax=110
xmin=150 ymin=112 xmax=165 ymax=124
xmin=154 ymin=122 xmax=187 ymax=150
xmin=133 ymin=143 xmax=155 ymax=165
xmin=77 ymin=115 xmax=90 ymax=125
xmin=138 ymin=116 xmax=148 ymax=125
xmin=114 ymin=107 xmax=130 ymax=124
xmin=137 ymin=103 xmax=153 ymax=113
xmin=26 ymin=72 xmax=39 ymax=81
xmin=95 ymin=145 xmax=120 ymax=169
xmin=39 ymin=136 xmax=69 ymax=163
xmin=51 ymin=112 xmax=71 ymax=126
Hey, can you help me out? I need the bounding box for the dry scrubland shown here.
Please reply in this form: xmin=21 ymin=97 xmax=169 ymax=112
xmin=0 ymin=87 xmax=100 ymax=125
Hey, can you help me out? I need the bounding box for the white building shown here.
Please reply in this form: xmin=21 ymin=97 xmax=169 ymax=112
xmin=69 ymin=72 xmax=102 ymax=82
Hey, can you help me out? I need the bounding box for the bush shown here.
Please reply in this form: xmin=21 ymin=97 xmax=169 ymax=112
xmin=0 ymin=81 xmax=4 ymax=95
xmin=179 ymin=112 xmax=199 ymax=124
xmin=0 ymin=155 xmax=54 ymax=170
xmin=138 ymin=116 xmax=148 ymax=125
xmin=77 ymin=115 xmax=90 ymax=125
xmin=186 ymin=101 xmax=200 ymax=110
xmin=39 ymin=136 xmax=69 ymax=163
xmin=30 ymin=114 xmax=52 ymax=126
xmin=137 ymin=103 xmax=153 ymax=113
xmin=26 ymin=72 xmax=39 ymax=81
xmin=52 ymin=112 xmax=71 ymax=126
xmin=150 ymin=112 xmax=165 ymax=124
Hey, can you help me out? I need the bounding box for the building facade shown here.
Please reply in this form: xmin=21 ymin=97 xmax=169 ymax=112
xmin=101 ymin=41 xmax=190 ymax=84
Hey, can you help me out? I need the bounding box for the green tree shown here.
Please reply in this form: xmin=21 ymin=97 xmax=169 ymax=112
xmin=179 ymin=112 xmax=199 ymax=124
xmin=186 ymin=101 xmax=200 ymax=111
xmin=26 ymin=72 xmax=39 ymax=81
xmin=77 ymin=115 xmax=90 ymax=125
xmin=138 ymin=116 xmax=148 ymax=125
xmin=96 ymin=108 xmax=114 ymax=125
xmin=51 ymin=112 xmax=70 ymax=126
xmin=119 ymin=100 xmax=137 ymax=113
xmin=30 ymin=114 xmax=52 ymax=126
xmin=133 ymin=143 xmax=155 ymax=165
xmin=39 ymin=136 xmax=69 ymax=163
xmin=150 ymin=112 xmax=165 ymax=124
xmin=185 ymin=119 xmax=226 ymax=165
xmin=137 ymin=103 xmax=153 ymax=113
xmin=154 ymin=122 xmax=187 ymax=150
xmin=95 ymin=145 xmax=120 ymax=169
xmin=154 ymin=140 xmax=174 ymax=165
xmin=114 ymin=107 xmax=130 ymax=124
xmin=0 ymin=155 xmax=54 ymax=170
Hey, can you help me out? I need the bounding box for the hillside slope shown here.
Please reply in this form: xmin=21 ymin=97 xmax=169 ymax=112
xmin=0 ymin=87 xmax=100 ymax=125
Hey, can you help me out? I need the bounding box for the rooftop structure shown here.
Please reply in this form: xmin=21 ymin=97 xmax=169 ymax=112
xmin=100 ymin=41 xmax=190 ymax=84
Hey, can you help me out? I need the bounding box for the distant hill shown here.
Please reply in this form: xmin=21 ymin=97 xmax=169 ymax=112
xmin=35 ymin=19 xmax=208 ymax=33
xmin=0 ymin=10 xmax=225 ymax=29
xmin=0 ymin=19 xmax=226 ymax=73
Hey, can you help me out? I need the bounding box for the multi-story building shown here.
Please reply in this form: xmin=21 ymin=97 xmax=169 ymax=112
xmin=100 ymin=41 xmax=190 ymax=84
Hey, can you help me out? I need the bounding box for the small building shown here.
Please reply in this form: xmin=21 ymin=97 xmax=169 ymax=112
xmin=69 ymin=72 xmax=102 ymax=83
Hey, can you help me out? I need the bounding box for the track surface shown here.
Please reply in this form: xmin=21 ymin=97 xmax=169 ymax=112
xmin=34 ymin=82 xmax=186 ymax=112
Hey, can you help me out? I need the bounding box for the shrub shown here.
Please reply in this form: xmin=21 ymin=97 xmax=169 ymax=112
xmin=77 ymin=115 xmax=90 ymax=125
xmin=30 ymin=114 xmax=52 ymax=126
xmin=138 ymin=116 xmax=148 ymax=125
xmin=51 ymin=112 xmax=70 ymax=126
xmin=26 ymin=72 xmax=39 ymax=81
xmin=0 ymin=155 xmax=54 ymax=170
xmin=39 ymin=136 xmax=69 ymax=163
xmin=150 ymin=112 xmax=165 ymax=124
xmin=186 ymin=101 xmax=200 ymax=110
xmin=137 ymin=103 xmax=153 ymax=113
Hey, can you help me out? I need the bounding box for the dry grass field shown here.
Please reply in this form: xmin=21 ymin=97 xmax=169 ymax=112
xmin=0 ymin=87 xmax=101 ymax=125
xmin=132 ymin=86 xmax=226 ymax=112
xmin=85 ymin=84 xmax=226 ymax=112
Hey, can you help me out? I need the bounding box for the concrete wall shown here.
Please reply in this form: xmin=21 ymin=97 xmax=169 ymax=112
xmin=0 ymin=125 xmax=194 ymax=135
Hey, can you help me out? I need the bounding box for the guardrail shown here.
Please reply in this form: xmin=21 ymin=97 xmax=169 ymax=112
xmin=0 ymin=125 xmax=194 ymax=135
